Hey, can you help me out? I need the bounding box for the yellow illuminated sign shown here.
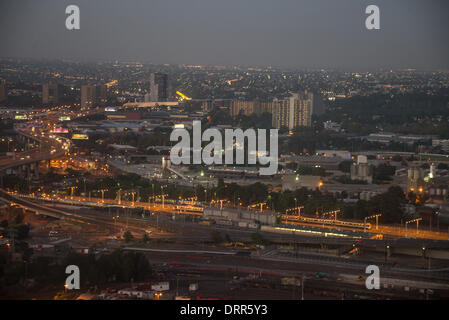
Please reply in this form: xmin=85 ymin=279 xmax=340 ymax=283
xmin=72 ymin=134 xmax=89 ymax=140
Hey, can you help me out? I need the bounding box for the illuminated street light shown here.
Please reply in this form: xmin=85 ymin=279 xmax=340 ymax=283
xmin=405 ymin=218 xmax=422 ymax=237
xmin=364 ymin=213 xmax=382 ymax=232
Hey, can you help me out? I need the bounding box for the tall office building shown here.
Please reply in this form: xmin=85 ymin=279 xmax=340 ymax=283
xmin=312 ymin=92 xmax=326 ymax=116
xmin=230 ymin=100 xmax=260 ymax=118
xmin=272 ymin=98 xmax=290 ymax=129
xmin=230 ymin=100 xmax=273 ymax=118
xmin=272 ymin=91 xmax=313 ymax=130
xmin=81 ymin=85 xmax=95 ymax=109
xmin=81 ymin=84 xmax=107 ymax=109
xmin=201 ymin=99 xmax=214 ymax=112
xmin=259 ymin=101 xmax=273 ymax=114
xmin=0 ymin=79 xmax=6 ymax=102
xmin=96 ymin=84 xmax=107 ymax=105
xmin=42 ymin=82 xmax=59 ymax=104
xmin=150 ymin=73 xmax=169 ymax=102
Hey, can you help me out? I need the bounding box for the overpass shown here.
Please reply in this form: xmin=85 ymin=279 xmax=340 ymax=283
xmin=0 ymin=129 xmax=68 ymax=180
xmin=0 ymin=189 xmax=76 ymax=219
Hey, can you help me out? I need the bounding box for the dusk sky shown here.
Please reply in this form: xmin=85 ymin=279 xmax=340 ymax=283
xmin=1 ymin=0 xmax=448 ymax=70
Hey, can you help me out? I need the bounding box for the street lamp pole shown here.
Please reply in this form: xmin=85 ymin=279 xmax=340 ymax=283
xmin=301 ymin=275 xmax=305 ymax=300
xmin=405 ymin=218 xmax=422 ymax=238
xmin=161 ymin=186 xmax=165 ymax=209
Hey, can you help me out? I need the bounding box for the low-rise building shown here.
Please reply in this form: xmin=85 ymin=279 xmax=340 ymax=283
xmin=203 ymin=208 xmax=277 ymax=226
xmin=350 ymin=155 xmax=373 ymax=183
xmin=282 ymin=174 xmax=322 ymax=191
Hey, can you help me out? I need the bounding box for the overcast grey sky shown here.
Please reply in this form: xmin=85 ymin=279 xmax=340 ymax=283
xmin=0 ymin=0 xmax=448 ymax=70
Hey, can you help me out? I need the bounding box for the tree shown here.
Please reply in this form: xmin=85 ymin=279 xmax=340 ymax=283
xmin=0 ymin=220 xmax=8 ymax=229
xmin=14 ymin=212 xmax=24 ymax=225
xmin=210 ymin=231 xmax=222 ymax=244
xmin=251 ymin=232 xmax=268 ymax=245
xmin=407 ymin=192 xmax=417 ymax=204
xmin=373 ymin=164 xmax=396 ymax=181
xmin=338 ymin=161 xmax=352 ymax=173
xmin=276 ymin=215 xmax=282 ymax=224
xmin=368 ymin=186 xmax=405 ymax=223
xmin=14 ymin=224 xmax=30 ymax=240
xmin=123 ymin=251 xmax=151 ymax=282
xmin=286 ymin=162 xmax=298 ymax=170
xmin=123 ymin=231 xmax=134 ymax=243
xmin=142 ymin=233 xmax=150 ymax=244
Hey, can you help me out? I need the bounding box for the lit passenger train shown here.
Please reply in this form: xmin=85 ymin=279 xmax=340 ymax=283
xmin=174 ymin=205 xmax=204 ymax=213
xmin=281 ymin=215 xmax=371 ymax=230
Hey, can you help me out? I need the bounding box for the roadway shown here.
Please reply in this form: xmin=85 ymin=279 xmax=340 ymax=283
xmin=0 ymin=107 xmax=102 ymax=171
xmin=0 ymin=130 xmax=68 ymax=171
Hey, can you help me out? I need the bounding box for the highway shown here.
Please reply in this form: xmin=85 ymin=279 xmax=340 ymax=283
xmin=0 ymin=107 xmax=101 ymax=171
xmin=0 ymin=132 xmax=67 ymax=173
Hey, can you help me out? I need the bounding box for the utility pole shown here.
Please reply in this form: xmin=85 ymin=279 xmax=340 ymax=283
xmin=9 ymin=229 xmax=16 ymax=254
xmin=365 ymin=214 xmax=381 ymax=232
xmin=437 ymin=211 xmax=440 ymax=231
xmin=161 ymin=186 xmax=165 ymax=209
xmin=301 ymin=275 xmax=305 ymax=300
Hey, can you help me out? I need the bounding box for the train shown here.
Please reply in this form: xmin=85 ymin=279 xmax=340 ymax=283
xmin=281 ymin=215 xmax=371 ymax=230
xmin=174 ymin=205 xmax=204 ymax=214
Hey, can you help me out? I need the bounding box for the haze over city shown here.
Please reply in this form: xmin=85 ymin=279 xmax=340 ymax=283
xmin=1 ymin=0 xmax=449 ymax=70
